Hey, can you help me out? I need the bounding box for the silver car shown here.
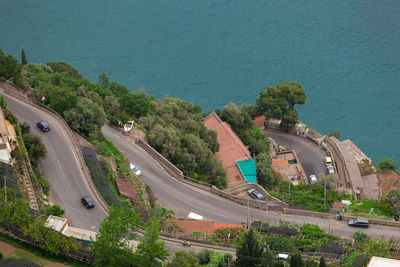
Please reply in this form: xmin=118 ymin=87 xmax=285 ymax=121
xmin=247 ymin=189 xmax=265 ymax=200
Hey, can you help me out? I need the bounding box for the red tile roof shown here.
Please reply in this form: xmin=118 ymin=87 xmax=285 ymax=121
xmin=332 ymin=202 xmax=343 ymax=210
xmin=204 ymin=113 xmax=251 ymax=188
xmin=253 ymin=115 xmax=266 ymax=128
xmin=115 ymin=179 xmax=135 ymax=199
xmin=176 ymin=220 xmax=215 ymax=235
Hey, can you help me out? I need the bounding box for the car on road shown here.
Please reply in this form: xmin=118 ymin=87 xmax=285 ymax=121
xmin=327 ymin=165 xmax=335 ymax=174
xmin=309 ymin=175 xmax=318 ymax=184
xmin=247 ymin=189 xmax=265 ymax=200
xmin=130 ymin=163 xmax=141 ymax=176
xmin=348 ymin=218 xmax=369 ymax=228
xmin=37 ymin=121 xmax=50 ymax=132
xmin=325 ymin=156 xmax=332 ymax=166
xmin=81 ymin=195 xmax=95 ymax=209
xmin=123 ymin=121 xmax=134 ymax=133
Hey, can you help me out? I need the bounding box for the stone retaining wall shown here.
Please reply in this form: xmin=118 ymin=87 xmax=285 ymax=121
xmin=284 ymin=208 xmax=334 ymax=219
xmin=223 ymin=183 xmax=288 ymax=208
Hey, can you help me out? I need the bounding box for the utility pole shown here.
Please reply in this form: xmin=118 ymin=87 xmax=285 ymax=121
xmin=247 ymin=197 xmax=249 ymax=229
xmin=288 ymin=181 xmax=291 ymax=205
xmin=324 ymin=179 xmax=326 ymax=208
xmin=4 ymin=175 xmax=6 ymax=204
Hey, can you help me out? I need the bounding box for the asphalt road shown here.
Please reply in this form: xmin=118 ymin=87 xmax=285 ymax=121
xmin=102 ymin=126 xmax=400 ymax=240
xmin=265 ymin=129 xmax=327 ymax=178
xmin=1 ymin=92 xmax=106 ymax=231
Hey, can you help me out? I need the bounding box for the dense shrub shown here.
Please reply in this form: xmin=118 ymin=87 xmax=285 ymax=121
xmin=81 ymin=146 xmax=120 ymax=207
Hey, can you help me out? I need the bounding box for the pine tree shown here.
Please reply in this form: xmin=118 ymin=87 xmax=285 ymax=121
xmin=290 ymin=253 xmax=303 ymax=267
xmin=319 ymin=256 xmax=326 ymax=267
xmin=235 ymin=229 xmax=263 ymax=267
xmin=21 ymin=48 xmax=27 ymax=65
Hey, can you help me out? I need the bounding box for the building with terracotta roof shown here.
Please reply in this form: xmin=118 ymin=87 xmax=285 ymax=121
xmin=204 ymin=112 xmax=252 ymax=188
xmin=271 ymin=151 xmax=306 ymax=185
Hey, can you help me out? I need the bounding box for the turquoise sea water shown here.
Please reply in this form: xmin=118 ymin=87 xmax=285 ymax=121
xmin=0 ymin=0 xmax=399 ymax=165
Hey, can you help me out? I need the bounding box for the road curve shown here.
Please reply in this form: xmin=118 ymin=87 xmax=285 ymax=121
xmin=102 ymin=126 xmax=400 ymax=240
xmin=1 ymin=91 xmax=107 ymax=231
xmin=265 ymin=129 xmax=327 ymax=177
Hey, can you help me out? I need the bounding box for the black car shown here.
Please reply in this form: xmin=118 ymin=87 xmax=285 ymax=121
xmin=37 ymin=121 xmax=50 ymax=132
xmin=247 ymin=189 xmax=265 ymax=201
xmin=348 ymin=218 xmax=369 ymax=228
xmin=81 ymin=195 xmax=95 ymax=209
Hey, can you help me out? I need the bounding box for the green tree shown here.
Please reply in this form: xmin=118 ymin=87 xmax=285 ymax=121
xmin=0 ymin=49 xmax=22 ymax=84
xmin=290 ymin=253 xmax=303 ymax=267
xmin=119 ymin=92 xmax=155 ymax=118
xmin=197 ymin=248 xmax=213 ymax=265
xmin=364 ymin=237 xmax=392 ymax=260
xmin=378 ymin=158 xmax=397 ymax=171
xmin=90 ymin=206 xmax=141 ymax=266
xmin=64 ymin=97 xmax=106 ymax=137
xmin=256 ymin=152 xmax=275 ymax=189
xmin=220 ymin=103 xmax=252 ymax=132
xmin=328 ymin=131 xmax=341 ymax=139
xmin=262 ymin=235 xmax=298 ymax=253
xmin=280 ymin=107 xmax=298 ymax=132
xmin=382 ymin=190 xmax=400 ymax=220
xmin=21 ymin=48 xmax=27 ymax=65
xmin=209 ymin=252 xmax=225 ymax=267
xmin=45 ymin=205 xmax=65 ymax=217
xmin=135 ymin=217 xmax=169 ymax=266
xmin=318 ymin=256 xmax=326 ymax=267
xmin=22 ymin=132 xmax=47 ymax=162
xmin=98 ymin=72 xmax=110 ymax=88
xmin=171 ymin=251 xmax=198 ymax=267
xmin=236 ymin=229 xmax=263 ymax=267
xmin=256 ymin=82 xmax=306 ymax=131
xmin=46 ymin=62 xmax=82 ymax=80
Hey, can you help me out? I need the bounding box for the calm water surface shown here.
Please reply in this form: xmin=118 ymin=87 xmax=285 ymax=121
xmin=0 ymin=0 xmax=399 ymax=165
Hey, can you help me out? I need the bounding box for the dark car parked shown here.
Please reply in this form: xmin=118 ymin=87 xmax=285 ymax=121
xmin=247 ymin=189 xmax=265 ymax=201
xmin=37 ymin=121 xmax=50 ymax=132
xmin=81 ymin=195 xmax=95 ymax=209
xmin=348 ymin=218 xmax=369 ymax=228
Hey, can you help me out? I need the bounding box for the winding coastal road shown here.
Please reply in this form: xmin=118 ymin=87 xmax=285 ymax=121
xmin=102 ymin=126 xmax=400 ymax=240
xmin=0 ymin=90 xmax=107 ymax=231
xmin=2 ymin=85 xmax=400 ymax=244
xmin=265 ymin=129 xmax=326 ymax=177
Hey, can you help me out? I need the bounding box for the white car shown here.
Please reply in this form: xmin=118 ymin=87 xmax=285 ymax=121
xmin=130 ymin=163 xmax=141 ymax=176
xmin=327 ymin=165 xmax=335 ymax=174
xmin=124 ymin=121 xmax=134 ymax=133
xmin=309 ymin=175 xmax=318 ymax=184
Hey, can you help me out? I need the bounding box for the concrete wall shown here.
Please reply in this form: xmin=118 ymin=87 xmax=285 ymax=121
xmin=223 ymin=183 xmax=288 ymax=208
xmin=136 ymin=138 xmax=288 ymax=211
xmin=284 ymin=208 xmax=335 ymax=219
xmin=137 ymin=139 xmax=183 ymax=180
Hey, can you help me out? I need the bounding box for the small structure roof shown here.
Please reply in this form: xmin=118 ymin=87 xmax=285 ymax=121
xmin=175 ymin=220 xmax=243 ymax=236
xmin=332 ymin=202 xmax=343 ymax=210
xmin=44 ymin=215 xmax=69 ymax=234
xmin=367 ymin=256 xmax=400 ymax=267
xmin=115 ymin=179 xmax=135 ymax=199
xmin=253 ymin=115 xmax=266 ymax=128
xmin=237 ymin=159 xmax=257 ymax=184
